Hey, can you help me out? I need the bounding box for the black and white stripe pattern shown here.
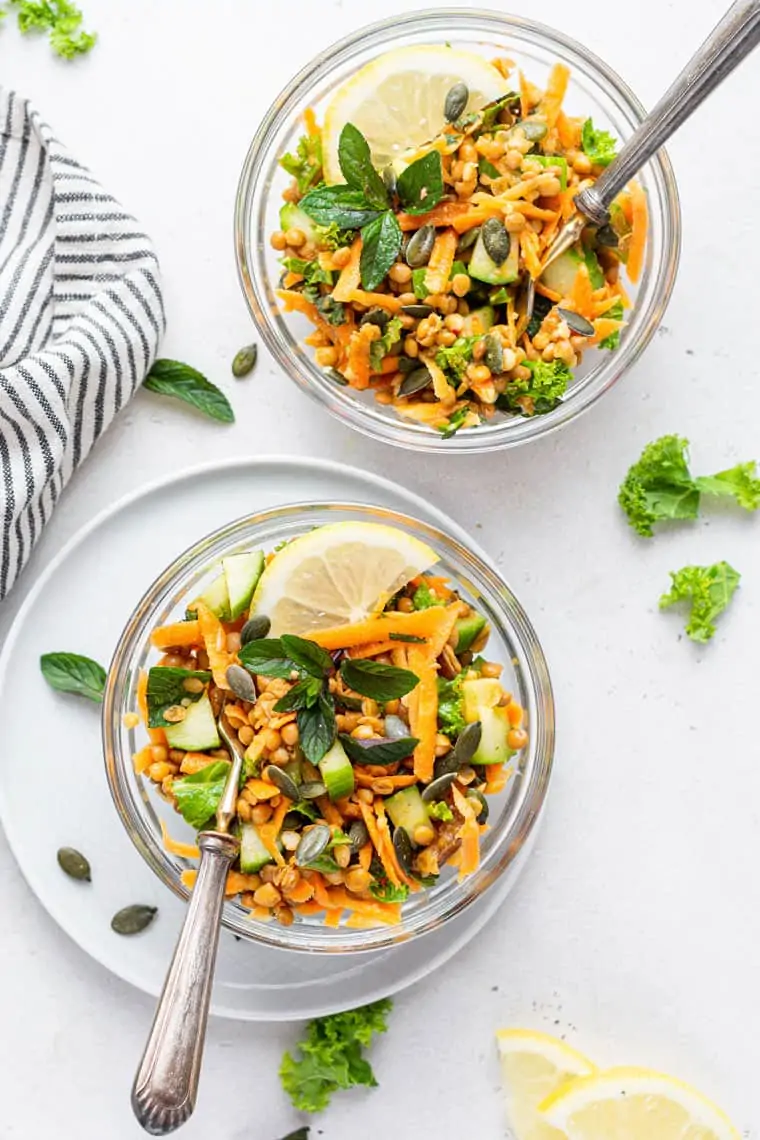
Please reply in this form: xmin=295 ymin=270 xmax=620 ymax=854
xmin=0 ymin=88 xmax=165 ymax=600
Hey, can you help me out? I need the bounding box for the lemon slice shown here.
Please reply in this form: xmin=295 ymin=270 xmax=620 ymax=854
xmin=496 ymin=1029 xmax=597 ymax=1140
xmin=540 ymin=1066 xmax=741 ymax=1140
xmin=251 ymin=521 xmax=438 ymax=636
xmin=322 ymin=45 xmax=510 ymax=183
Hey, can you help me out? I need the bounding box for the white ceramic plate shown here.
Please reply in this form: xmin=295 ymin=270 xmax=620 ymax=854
xmin=0 ymin=456 xmax=528 ymax=1021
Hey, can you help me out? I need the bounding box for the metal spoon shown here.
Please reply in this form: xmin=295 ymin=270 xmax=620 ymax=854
xmin=131 ymin=705 xmax=244 ymax=1135
xmin=520 ymin=0 xmax=760 ymax=326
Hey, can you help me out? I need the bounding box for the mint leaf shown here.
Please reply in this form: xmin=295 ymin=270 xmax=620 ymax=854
xmin=146 ymin=666 xmax=211 ymax=727
xmin=238 ymin=638 xmax=297 ymax=678
xmin=340 ymin=658 xmax=418 ymax=701
xmin=173 ymin=761 xmax=230 ymax=830
xmin=659 ymin=562 xmax=740 ymax=643
xmin=280 ymin=634 xmax=334 ymax=679
xmin=273 ymin=676 xmax=323 ymax=713
xmin=338 ymin=123 xmax=388 ymax=210
xmin=581 ymin=118 xmax=617 ymax=166
xmin=40 ymin=651 xmax=106 ymax=702
xmin=338 ymin=734 xmax=419 ymax=765
xmin=300 ymin=185 xmax=382 ymax=229
xmin=360 ymin=210 xmax=402 ymax=291
xmin=397 ymin=150 xmax=444 ymax=215
xmin=297 ymin=692 xmax=336 ymax=765
xmin=143 ymin=359 xmax=234 ymax=424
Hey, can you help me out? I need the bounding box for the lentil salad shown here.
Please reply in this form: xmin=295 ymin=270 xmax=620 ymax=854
xmin=131 ymin=525 xmax=525 ymax=929
xmin=271 ymin=51 xmax=647 ymax=437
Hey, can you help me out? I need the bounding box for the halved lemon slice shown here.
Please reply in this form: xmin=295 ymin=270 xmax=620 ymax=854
xmin=251 ymin=521 xmax=438 ymax=636
xmin=540 ymin=1066 xmax=741 ymax=1140
xmin=496 ymin=1029 xmax=597 ymax=1140
xmin=322 ymin=45 xmax=510 ymax=183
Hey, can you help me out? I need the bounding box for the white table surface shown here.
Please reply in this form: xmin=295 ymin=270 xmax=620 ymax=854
xmin=1 ymin=1 xmax=758 ymax=1136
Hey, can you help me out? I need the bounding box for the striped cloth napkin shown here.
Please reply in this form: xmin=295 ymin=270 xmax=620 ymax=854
xmin=0 ymin=88 xmax=165 ymax=601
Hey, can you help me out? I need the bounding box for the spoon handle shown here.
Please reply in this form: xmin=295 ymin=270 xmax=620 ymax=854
xmin=131 ymin=831 xmax=239 ymax=1135
xmin=577 ymin=0 xmax=760 ymax=221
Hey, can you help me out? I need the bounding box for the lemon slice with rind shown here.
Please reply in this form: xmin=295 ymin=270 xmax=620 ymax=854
xmin=496 ymin=1029 xmax=597 ymax=1140
xmin=322 ymin=45 xmax=510 ymax=183
xmin=251 ymin=521 xmax=438 ymax=636
xmin=540 ymin=1066 xmax=741 ymax=1140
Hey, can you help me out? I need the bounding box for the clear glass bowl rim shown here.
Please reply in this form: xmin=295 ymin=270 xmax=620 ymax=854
xmin=234 ymin=6 xmax=682 ymax=453
xmin=103 ymin=502 xmax=555 ymax=954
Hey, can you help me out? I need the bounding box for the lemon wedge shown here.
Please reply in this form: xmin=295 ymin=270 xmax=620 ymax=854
xmin=540 ymin=1066 xmax=741 ymax=1140
xmin=251 ymin=521 xmax=438 ymax=636
xmin=321 ymin=45 xmax=509 ymax=183
xmin=496 ymin=1029 xmax=597 ymax=1140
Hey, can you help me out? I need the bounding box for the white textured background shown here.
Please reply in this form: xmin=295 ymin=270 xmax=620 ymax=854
xmin=1 ymin=0 xmax=758 ymax=1136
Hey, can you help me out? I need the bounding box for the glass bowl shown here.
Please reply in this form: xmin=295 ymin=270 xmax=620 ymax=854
xmin=235 ymin=8 xmax=681 ymax=453
xmin=103 ymin=503 xmax=555 ymax=953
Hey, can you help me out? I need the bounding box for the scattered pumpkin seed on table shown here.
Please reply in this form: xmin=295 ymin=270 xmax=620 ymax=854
xmin=231 ymin=344 xmax=258 ymax=378
xmin=57 ymin=846 xmax=91 ymax=882
xmin=111 ymin=904 xmax=158 ymax=935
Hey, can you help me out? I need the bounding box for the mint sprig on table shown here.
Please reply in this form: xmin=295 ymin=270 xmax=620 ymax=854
xmin=40 ymin=652 xmax=105 ymax=702
xmin=659 ymin=562 xmax=740 ymax=643
xmin=2 ymin=0 xmax=96 ymax=58
xmin=299 ymin=123 xmax=445 ymax=290
xmin=143 ymin=359 xmax=235 ymax=424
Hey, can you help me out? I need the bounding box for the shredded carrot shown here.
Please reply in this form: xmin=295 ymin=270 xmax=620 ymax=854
xmin=258 ymin=797 xmax=291 ymax=866
xmin=320 ymin=883 xmax=404 ymax=923
xmin=244 ymin=778 xmax=280 ymax=801
xmin=590 ymin=317 xmax=624 ymax=345
xmin=133 ymin=745 xmax=154 ymax=774
xmin=421 ymin=351 xmax=456 ymax=406
xmin=375 ymin=801 xmax=417 ymax=889
xmin=150 ymin=620 xmax=200 ymax=650
xmin=519 ymin=230 xmax=542 ymax=279
xmin=345 ymin=324 xmax=376 ymax=390
xmin=451 ymin=786 xmax=480 ymax=879
xmin=391 ymin=646 xmax=407 ymax=670
xmin=196 ymin=601 xmax=232 ymax=689
xmin=535 ymin=283 xmax=562 ymax=304
xmin=160 ymin=819 xmax=200 ymax=860
xmin=285 ymin=878 xmax=315 ymax=904
xmin=348 ymin=289 xmax=402 ymax=313
xmin=225 ymin=870 xmax=262 ymax=896
xmin=180 ymin=869 xmax=197 ymax=890
xmin=359 ymin=801 xmax=400 ymax=887
xmin=570 ymin=261 xmax=594 ymax=317
xmin=556 ymin=110 xmax=581 ymax=150
xmin=426 ymin=602 xmax=462 ymax=657
xmin=540 ymin=62 xmax=570 ymax=128
xmin=136 ymin=670 xmax=168 ymax=746
xmin=333 ymin=236 xmax=362 ymax=302
xmin=282 ymin=271 xmax=302 ymax=289
xmin=407 ymin=647 xmax=439 ymax=783
xmin=519 ymin=71 xmax=543 ymax=119
xmin=277 ymin=288 xmax=320 ymax=321
xmin=346 ymin=640 xmax=400 ymax=659
xmin=311 ymin=607 xmax=452 ymax=650
xmin=592 ymin=292 xmax=626 ymax=317
xmin=303 ymin=106 xmax=318 ymax=136
xmin=316 ymin=794 xmax=343 ymax=828
xmin=626 ymin=180 xmax=648 ymax=284
xmin=324 ymin=909 xmax=342 ymax=928
xmin=358 ymin=841 xmax=373 ymax=871
xmin=424 ymin=228 xmax=457 ymax=295
xmin=250 ymin=905 xmax=273 ymax=921
xmin=396 ymin=200 xmax=472 ymax=231
xmin=294 ymin=900 xmax=325 ymax=917
xmin=354 ymin=772 xmax=418 ymax=790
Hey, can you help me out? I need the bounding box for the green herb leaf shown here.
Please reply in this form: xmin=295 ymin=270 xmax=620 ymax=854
xmin=280 ymin=132 xmax=323 ymax=195
xmin=435 ymin=334 xmax=479 ymax=382
xmin=659 ymin=562 xmax=740 ymax=643
xmin=369 ymin=314 xmax=403 ymax=371
xmin=338 ymin=123 xmax=388 ymax=210
xmin=300 ymin=185 xmax=383 ymax=229
xmin=599 ymin=299 xmax=624 ymax=349
xmin=617 ymin=435 xmax=700 ymax=537
xmin=695 ymin=463 xmax=760 ymax=511
xmin=388 ymin=632 xmax=426 ymax=643
xmin=11 ymin=0 xmax=97 ymax=58
xmin=280 ymin=999 xmax=393 ymax=1113
xmin=428 ymin=801 xmax=454 ymax=822
xmin=497 ymin=358 xmax=571 ymax=416
xmin=360 ymin=210 xmax=402 ymax=291
xmin=412 ymin=580 xmax=444 ymax=610
xmin=526 ymin=292 xmax=553 ymax=338
xmin=273 ymin=676 xmax=323 ymax=713
xmin=479 ymin=92 xmax=520 ymax=131
xmin=280 ymin=634 xmax=334 ymax=678
xmin=396 ymin=150 xmax=444 ymax=215
xmin=173 ymin=761 xmax=230 ymax=830
xmin=439 ymin=407 xmax=471 ymax=439
xmin=369 ymin=879 xmax=410 ymax=903
xmin=411 ymin=267 xmax=430 ymax=300
xmin=437 ymin=675 xmax=466 ymax=737
xmin=302 ymin=853 xmax=342 ymax=874
xmin=340 ymin=658 xmax=418 ymax=701
xmin=143 ymin=359 xmax=234 ymax=424
xmin=298 ymin=692 xmax=336 ymax=765
xmin=478 ymin=157 xmax=501 ymax=179
xmin=40 ymin=652 xmax=106 ymax=702
xmin=238 ymin=638 xmax=297 ymax=678
xmin=581 ymin=118 xmax=617 ymax=167
xmin=145 ymin=667 xmax=211 ymax=727
xmin=315 ymin=294 xmax=346 ymax=325
xmin=338 ymin=733 xmax=419 ymax=765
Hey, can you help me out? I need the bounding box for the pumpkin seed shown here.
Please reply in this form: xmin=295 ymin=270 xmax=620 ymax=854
xmin=444 ymin=81 xmax=469 ymax=123
xmin=111 ymin=904 xmax=157 ymax=936
xmin=433 ymin=749 xmax=461 ymax=780
xmin=299 ymin=780 xmax=327 ymax=800
xmin=517 ymin=118 xmax=548 ymax=141
xmin=483 ymin=335 xmax=504 ymax=374
xmin=295 ymin=823 xmax=332 ymax=866
xmin=225 ymin=664 xmax=257 ymax=703
xmin=240 ymin=614 xmax=271 ymax=644
xmin=456 ymin=225 xmax=481 ymax=254
xmin=401 ymin=303 xmax=433 ymax=318
xmin=557 ymin=307 xmax=595 ymax=337
xmin=397 ymin=355 xmax=418 ymax=373
xmin=348 ymin=819 xmax=370 ymax=852
xmin=405 ymin=224 xmax=435 ymax=268
xmin=399 ymin=366 xmax=432 ymax=397
xmin=264 ymin=766 xmax=300 ymax=802
xmin=325 ymin=367 xmax=349 ymax=386
xmin=360 ymin=307 xmax=390 ymax=330
xmin=451 ymin=721 xmax=483 ymax=767
xmin=482 ymin=217 xmax=511 ymax=264
xmin=231 ymin=344 xmax=257 ymax=378
xmin=393 ymin=826 xmax=414 ymax=872
xmin=57 ymin=846 xmax=91 ymax=882
xmin=595 ymin=223 xmax=619 ymax=248
xmin=421 ymin=771 xmax=458 ymax=802
xmin=466 ymin=788 xmax=489 ymax=823
xmin=384 ymin=714 xmax=409 ymax=741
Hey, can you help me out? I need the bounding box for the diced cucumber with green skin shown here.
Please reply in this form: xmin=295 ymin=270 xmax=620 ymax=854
xmin=472 ymin=705 xmax=514 ymax=765
xmin=223 ymin=550 xmax=264 ymax=620
xmin=583 ymin=247 xmax=605 ymax=289
xmin=279 ymin=203 xmax=320 ymax=244
xmin=165 ymin=694 xmax=221 ymax=751
xmin=469 ymin=229 xmax=519 ymax=286
xmin=462 ymin=678 xmax=503 ymax=721
xmin=239 ymin=822 xmax=274 ymax=874
xmin=532 ymin=154 xmax=568 ymax=189
xmin=386 ymin=786 xmax=429 ymax=836
xmin=540 ymin=248 xmax=582 ymax=297
xmin=318 ymin=739 xmax=355 ymax=801
xmin=199 ymin=573 xmax=230 ymax=621
xmin=462 ymin=305 xmax=495 ymax=336
xmin=455 ymin=613 xmax=487 ymax=653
